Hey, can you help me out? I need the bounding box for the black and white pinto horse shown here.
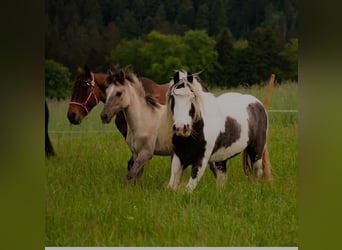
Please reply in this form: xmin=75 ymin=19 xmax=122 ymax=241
xmin=166 ymin=71 xmax=272 ymax=191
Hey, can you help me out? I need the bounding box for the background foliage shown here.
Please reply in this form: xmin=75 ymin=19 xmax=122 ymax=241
xmin=46 ymin=0 xmax=298 ymax=97
xmin=45 ymin=59 xmax=72 ymax=100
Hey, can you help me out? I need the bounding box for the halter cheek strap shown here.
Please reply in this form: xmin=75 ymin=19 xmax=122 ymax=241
xmin=69 ymin=72 xmax=99 ymax=114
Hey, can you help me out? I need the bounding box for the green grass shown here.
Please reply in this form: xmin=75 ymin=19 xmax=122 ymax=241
xmin=46 ymin=83 xmax=298 ymax=246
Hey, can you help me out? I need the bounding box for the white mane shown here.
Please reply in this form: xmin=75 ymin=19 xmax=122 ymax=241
xmin=167 ymin=70 xmax=212 ymax=123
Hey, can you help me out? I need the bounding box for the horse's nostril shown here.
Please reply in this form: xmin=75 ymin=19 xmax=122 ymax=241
xmin=172 ymin=124 xmax=176 ymax=131
xmin=68 ymin=112 xmax=75 ymax=119
xmin=68 ymin=112 xmax=79 ymax=124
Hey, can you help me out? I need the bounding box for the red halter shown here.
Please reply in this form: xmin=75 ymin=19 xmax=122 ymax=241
xmin=69 ymin=72 xmax=99 ymax=114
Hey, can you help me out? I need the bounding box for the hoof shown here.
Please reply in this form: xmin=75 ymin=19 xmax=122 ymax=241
xmin=126 ymin=172 xmax=134 ymax=180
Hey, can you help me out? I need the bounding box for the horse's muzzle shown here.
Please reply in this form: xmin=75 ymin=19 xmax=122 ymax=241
xmin=173 ymin=123 xmax=191 ymax=137
xmin=67 ymin=112 xmax=81 ymax=125
xmin=100 ymin=112 xmax=112 ymax=124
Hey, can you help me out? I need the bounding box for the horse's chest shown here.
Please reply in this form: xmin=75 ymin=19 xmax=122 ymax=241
xmin=126 ymin=129 xmax=151 ymax=152
xmin=172 ymin=119 xmax=206 ymax=167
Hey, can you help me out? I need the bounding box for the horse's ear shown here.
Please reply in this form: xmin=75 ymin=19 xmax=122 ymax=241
xmin=107 ymin=69 xmax=113 ymax=76
xmin=173 ymin=71 xmax=180 ymax=84
xmin=84 ymin=65 xmax=91 ymax=77
xmin=118 ymin=69 xmax=125 ymax=84
xmin=187 ymin=71 xmax=193 ymax=83
xmin=77 ymin=67 xmax=83 ymax=75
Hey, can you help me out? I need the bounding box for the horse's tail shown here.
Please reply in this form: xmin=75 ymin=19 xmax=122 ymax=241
xmin=262 ymin=145 xmax=273 ymax=181
xmin=261 ymin=74 xmax=274 ymax=181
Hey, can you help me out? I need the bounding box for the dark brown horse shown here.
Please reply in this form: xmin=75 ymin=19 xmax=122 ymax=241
xmin=67 ymin=65 xmax=170 ymax=169
xmin=45 ymin=101 xmax=55 ymax=157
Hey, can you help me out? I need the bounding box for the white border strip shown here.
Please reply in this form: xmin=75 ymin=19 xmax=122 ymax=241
xmin=49 ymin=130 xmax=114 ymax=134
xmin=268 ymin=110 xmax=298 ymax=113
xmin=45 ymin=248 xmax=298 ymax=250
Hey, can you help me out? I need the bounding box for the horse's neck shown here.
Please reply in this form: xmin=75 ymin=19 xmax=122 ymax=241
xmin=123 ymin=85 xmax=149 ymax=131
xmin=198 ymin=92 xmax=224 ymax=127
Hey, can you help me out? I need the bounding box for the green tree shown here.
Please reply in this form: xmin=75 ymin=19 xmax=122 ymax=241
xmin=183 ymin=30 xmax=219 ymax=84
xmin=278 ymin=38 xmax=298 ymax=81
xmin=45 ymin=60 xmax=72 ymax=100
xmin=246 ymin=26 xmax=281 ymax=84
xmin=195 ymin=3 xmax=209 ymax=31
xmin=175 ymin=0 xmax=195 ymax=29
xmin=215 ymin=27 xmax=236 ymax=86
xmin=140 ymin=31 xmax=186 ymax=82
xmin=139 ymin=30 xmax=219 ymax=85
xmin=208 ymin=0 xmax=227 ymax=35
xmin=106 ymin=38 xmax=145 ymax=74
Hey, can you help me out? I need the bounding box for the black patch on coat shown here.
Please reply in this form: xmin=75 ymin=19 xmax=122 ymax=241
xmin=187 ymin=72 xmax=193 ymax=83
xmin=215 ymin=160 xmax=227 ymax=172
xmin=212 ymin=116 xmax=241 ymax=154
xmin=175 ymin=83 xmax=185 ymax=89
xmin=189 ymin=103 xmax=195 ymax=119
xmin=169 ymin=95 xmax=175 ymax=114
xmin=172 ymin=118 xmax=206 ymax=178
xmin=246 ymin=102 xmax=268 ymax=163
xmin=173 ymin=71 xmax=180 ymax=84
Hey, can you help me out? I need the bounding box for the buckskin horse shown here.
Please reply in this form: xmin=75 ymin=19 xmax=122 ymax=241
xmin=100 ymin=67 xmax=174 ymax=182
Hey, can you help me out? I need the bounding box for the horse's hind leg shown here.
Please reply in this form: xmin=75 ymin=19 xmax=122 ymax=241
xmin=262 ymin=147 xmax=273 ymax=181
xmin=210 ymin=161 xmax=227 ymax=186
xmin=253 ymin=158 xmax=264 ymax=180
xmin=247 ymin=145 xmax=272 ymax=181
xmin=245 ymin=145 xmax=264 ymax=180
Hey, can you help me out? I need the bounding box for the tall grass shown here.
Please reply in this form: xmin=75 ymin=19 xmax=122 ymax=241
xmin=46 ymin=83 xmax=298 ymax=246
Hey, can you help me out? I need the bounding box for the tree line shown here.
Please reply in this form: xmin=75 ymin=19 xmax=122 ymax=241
xmin=45 ymin=0 xmax=298 ymax=99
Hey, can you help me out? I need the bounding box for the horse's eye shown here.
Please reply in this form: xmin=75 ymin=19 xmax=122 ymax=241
xmin=116 ymin=91 xmax=122 ymax=97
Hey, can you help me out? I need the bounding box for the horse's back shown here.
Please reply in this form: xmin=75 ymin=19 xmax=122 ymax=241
xmin=218 ymin=92 xmax=262 ymax=106
xmin=215 ymin=92 xmax=264 ymax=117
xmin=208 ymin=92 xmax=267 ymax=162
xmin=140 ymin=77 xmax=169 ymax=105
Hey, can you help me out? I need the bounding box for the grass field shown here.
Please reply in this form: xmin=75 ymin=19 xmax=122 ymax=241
xmin=45 ymin=82 xmax=298 ymax=246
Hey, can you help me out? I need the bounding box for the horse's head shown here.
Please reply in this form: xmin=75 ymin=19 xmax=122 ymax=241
xmin=168 ymin=70 xmax=202 ymax=137
xmin=67 ymin=65 xmax=101 ymax=124
xmin=100 ymin=67 xmax=132 ymax=123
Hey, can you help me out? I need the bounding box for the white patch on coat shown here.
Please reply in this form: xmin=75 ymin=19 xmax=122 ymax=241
xmin=105 ymin=84 xmax=116 ymax=101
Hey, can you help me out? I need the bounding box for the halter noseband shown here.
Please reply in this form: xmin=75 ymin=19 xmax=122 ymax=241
xmin=69 ymin=72 xmax=99 ymax=114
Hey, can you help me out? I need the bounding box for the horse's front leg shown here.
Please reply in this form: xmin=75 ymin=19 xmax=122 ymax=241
xmin=126 ymin=148 xmax=153 ymax=181
xmin=167 ymin=154 xmax=183 ymax=190
xmin=186 ymin=156 xmax=210 ymax=192
xmin=127 ymin=156 xmax=134 ymax=171
xmin=127 ymin=155 xmax=145 ymax=184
